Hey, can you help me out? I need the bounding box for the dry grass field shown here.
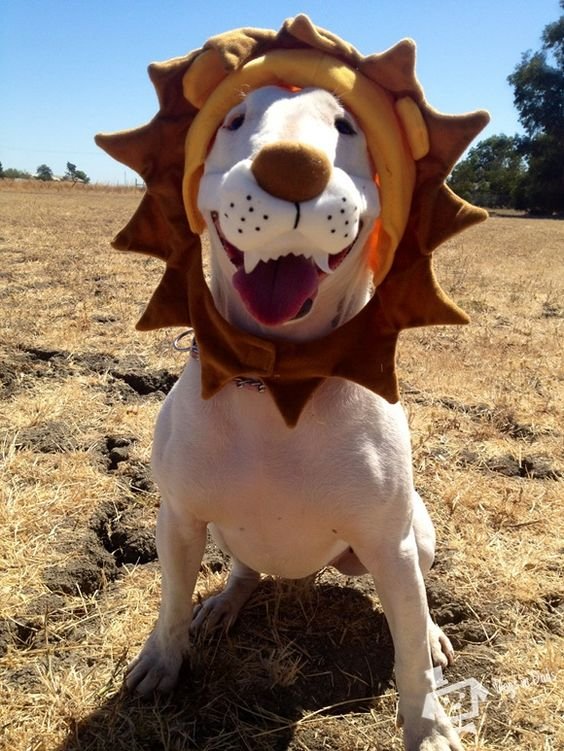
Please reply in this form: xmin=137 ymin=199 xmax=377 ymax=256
xmin=0 ymin=182 xmax=562 ymax=750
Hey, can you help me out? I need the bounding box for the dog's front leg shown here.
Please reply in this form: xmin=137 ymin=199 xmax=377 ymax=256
xmin=355 ymin=532 xmax=463 ymax=751
xmin=126 ymin=502 xmax=207 ymax=695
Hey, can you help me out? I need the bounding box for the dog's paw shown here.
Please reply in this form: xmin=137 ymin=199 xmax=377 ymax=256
xmin=428 ymin=619 xmax=455 ymax=668
xmin=190 ymin=591 xmax=243 ymax=636
xmin=190 ymin=571 xmax=260 ymax=637
xmin=401 ymin=699 xmax=464 ymax=751
xmin=125 ymin=630 xmax=186 ymax=696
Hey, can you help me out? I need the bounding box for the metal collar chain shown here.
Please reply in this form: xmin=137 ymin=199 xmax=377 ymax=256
xmin=172 ymin=329 xmax=199 ymax=355
xmin=233 ymin=376 xmax=267 ymax=393
xmin=173 ymin=330 xmax=266 ymax=394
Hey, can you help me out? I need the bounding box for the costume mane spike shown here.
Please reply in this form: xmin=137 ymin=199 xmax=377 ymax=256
xmin=282 ymin=14 xmax=361 ymax=62
xmin=95 ymin=127 xmax=155 ymax=175
xmin=204 ymin=26 xmax=276 ymax=69
xmin=361 ymin=39 xmax=422 ymax=97
xmin=148 ymin=54 xmax=199 ymax=115
xmin=424 ymin=108 xmax=491 ymax=179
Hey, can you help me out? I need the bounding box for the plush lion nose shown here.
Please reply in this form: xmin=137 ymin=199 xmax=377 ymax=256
xmin=251 ymin=142 xmax=332 ymax=203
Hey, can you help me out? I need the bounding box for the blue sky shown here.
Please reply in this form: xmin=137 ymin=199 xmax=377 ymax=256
xmin=1 ymin=0 xmax=559 ymax=183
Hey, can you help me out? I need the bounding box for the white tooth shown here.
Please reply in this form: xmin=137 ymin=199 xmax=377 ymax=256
xmin=262 ymin=248 xmax=278 ymax=263
xmin=243 ymin=252 xmax=262 ymax=274
xmin=313 ymin=251 xmax=333 ymax=274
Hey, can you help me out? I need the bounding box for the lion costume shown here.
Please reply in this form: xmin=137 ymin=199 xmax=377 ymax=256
xmin=96 ymin=14 xmax=489 ymax=426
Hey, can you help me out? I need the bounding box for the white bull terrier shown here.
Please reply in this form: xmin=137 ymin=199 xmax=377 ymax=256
xmin=126 ymin=86 xmax=463 ymax=751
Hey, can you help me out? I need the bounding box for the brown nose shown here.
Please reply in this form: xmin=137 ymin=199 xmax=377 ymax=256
xmin=251 ymin=142 xmax=332 ymax=203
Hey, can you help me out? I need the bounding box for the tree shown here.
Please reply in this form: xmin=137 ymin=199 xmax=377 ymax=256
xmin=448 ymin=135 xmax=526 ymax=208
xmin=64 ymin=161 xmax=90 ymax=184
xmin=507 ymin=1 xmax=564 ymax=213
xmin=36 ymin=164 xmax=54 ymax=181
xmin=3 ymin=167 xmax=32 ymax=179
xmin=0 ymin=162 xmax=4 ymax=178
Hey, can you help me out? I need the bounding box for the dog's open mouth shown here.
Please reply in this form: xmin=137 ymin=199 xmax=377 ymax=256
xmin=211 ymin=211 xmax=360 ymax=326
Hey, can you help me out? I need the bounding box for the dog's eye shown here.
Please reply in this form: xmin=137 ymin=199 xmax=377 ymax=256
xmin=335 ymin=117 xmax=356 ymax=136
xmin=225 ymin=114 xmax=245 ymax=131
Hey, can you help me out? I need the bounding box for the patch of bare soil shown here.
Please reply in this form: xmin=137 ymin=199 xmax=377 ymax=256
xmin=0 ymin=188 xmax=562 ymax=750
xmin=1 ymin=344 xmax=177 ymax=403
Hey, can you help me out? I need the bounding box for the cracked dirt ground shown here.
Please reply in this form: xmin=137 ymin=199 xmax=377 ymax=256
xmin=0 ymin=183 xmax=562 ymax=750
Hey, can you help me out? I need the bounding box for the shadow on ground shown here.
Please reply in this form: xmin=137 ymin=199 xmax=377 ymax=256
xmin=58 ymin=580 xmax=394 ymax=751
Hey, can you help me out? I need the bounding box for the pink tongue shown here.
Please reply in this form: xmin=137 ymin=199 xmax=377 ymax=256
xmin=233 ymin=254 xmax=319 ymax=326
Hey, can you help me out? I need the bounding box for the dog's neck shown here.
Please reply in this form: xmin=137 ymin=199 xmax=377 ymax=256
xmin=206 ymin=233 xmax=374 ymax=343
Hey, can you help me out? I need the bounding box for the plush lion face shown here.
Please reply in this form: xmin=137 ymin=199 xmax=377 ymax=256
xmin=198 ymin=86 xmax=380 ymax=328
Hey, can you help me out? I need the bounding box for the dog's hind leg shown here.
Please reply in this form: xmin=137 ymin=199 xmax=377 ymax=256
xmin=333 ymin=492 xmax=454 ymax=668
xmin=190 ymin=558 xmax=261 ymax=635
xmin=125 ymin=502 xmax=207 ymax=695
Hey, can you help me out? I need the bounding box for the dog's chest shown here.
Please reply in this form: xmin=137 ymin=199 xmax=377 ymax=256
xmin=152 ymin=364 xmax=412 ymax=577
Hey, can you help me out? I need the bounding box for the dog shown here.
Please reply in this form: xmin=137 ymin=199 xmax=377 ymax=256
xmin=123 ymin=84 xmax=465 ymax=751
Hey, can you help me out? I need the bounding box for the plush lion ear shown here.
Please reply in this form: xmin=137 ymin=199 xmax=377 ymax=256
xmin=183 ymin=24 xmax=280 ymax=108
xmin=183 ymin=48 xmax=229 ymax=108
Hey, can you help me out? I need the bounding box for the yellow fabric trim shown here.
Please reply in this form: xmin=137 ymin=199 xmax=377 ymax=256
xmin=182 ymin=48 xmax=416 ymax=285
xmin=395 ymin=97 xmax=430 ymax=160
